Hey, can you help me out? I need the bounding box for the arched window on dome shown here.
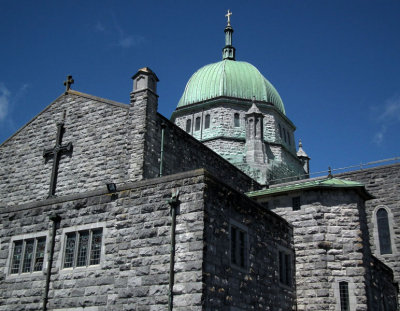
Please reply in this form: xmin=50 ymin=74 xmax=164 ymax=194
xmin=186 ymin=119 xmax=192 ymax=133
xmin=287 ymin=131 xmax=291 ymax=145
xmin=205 ymin=114 xmax=210 ymax=129
xmin=195 ymin=117 xmax=201 ymax=131
xmin=377 ymin=208 xmax=392 ymax=254
xmin=283 ymin=128 xmax=287 ymax=142
xmin=234 ymin=113 xmax=240 ymax=127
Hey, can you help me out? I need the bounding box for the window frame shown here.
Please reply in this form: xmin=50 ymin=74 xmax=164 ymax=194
xmin=376 ymin=208 xmax=392 ymax=254
xmin=58 ymin=223 xmax=106 ymax=272
xmin=6 ymin=231 xmax=48 ymax=277
xmin=277 ymin=245 xmax=294 ymax=288
xmin=372 ymin=206 xmax=396 ymax=257
xmin=334 ymin=278 xmax=356 ymax=311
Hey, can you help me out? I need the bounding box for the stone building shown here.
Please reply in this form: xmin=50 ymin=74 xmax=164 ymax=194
xmin=0 ymin=15 xmax=398 ymax=311
xmin=0 ymin=67 xmax=296 ymax=310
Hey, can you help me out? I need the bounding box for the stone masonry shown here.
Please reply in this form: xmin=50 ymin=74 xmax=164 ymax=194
xmin=0 ymin=69 xmax=294 ymax=310
xmin=249 ymin=182 xmax=399 ymax=310
xmin=336 ymin=163 xmax=400 ymax=304
xmin=172 ymin=100 xmax=305 ymax=185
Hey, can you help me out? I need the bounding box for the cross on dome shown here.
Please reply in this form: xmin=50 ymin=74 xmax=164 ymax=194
xmin=225 ymin=10 xmax=232 ymax=25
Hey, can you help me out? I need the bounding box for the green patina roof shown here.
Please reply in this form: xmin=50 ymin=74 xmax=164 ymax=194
xmin=247 ymin=178 xmax=374 ymax=199
xmin=177 ymin=59 xmax=285 ymax=115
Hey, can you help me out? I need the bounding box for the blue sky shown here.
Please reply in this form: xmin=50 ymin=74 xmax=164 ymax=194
xmin=1 ymin=1 xmax=399 ymax=175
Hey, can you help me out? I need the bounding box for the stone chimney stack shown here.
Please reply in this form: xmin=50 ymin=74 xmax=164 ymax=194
xmin=127 ymin=67 xmax=159 ymax=181
xmin=131 ymin=67 xmax=159 ymax=115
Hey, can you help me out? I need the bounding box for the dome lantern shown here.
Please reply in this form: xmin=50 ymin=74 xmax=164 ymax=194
xmin=223 ymin=10 xmax=236 ymax=60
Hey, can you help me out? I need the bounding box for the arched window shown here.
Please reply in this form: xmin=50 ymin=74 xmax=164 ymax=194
xmin=234 ymin=113 xmax=240 ymax=127
xmin=278 ymin=124 xmax=282 ymax=138
xmin=185 ymin=119 xmax=191 ymax=133
xmin=195 ymin=117 xmax=201 ymax=131
xmin=205 ymin=114 xmax=210 ymax=129
xmin=287 ymin=131 xmax=291 ymax=145
xmin=283 ymin=128 xmax=287 ymax=142
xmin=377 ymin=208 xmax=392 ymax=254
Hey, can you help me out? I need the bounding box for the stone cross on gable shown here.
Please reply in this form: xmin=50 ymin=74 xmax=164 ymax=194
xmin=43 ymin=121 xmax=73 ymax=198
xmin=63 ymin=75 xmax=74 ymax=93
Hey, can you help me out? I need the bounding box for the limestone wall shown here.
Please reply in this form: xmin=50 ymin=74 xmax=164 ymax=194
xmin=257 ymin=188 xmax=398 ymax=310
xmin=0 ymin=171 xmax=206 ymax=311
xmin=144 ymin=114 xmax=258 ymax=193
xmin=0 ymin=92 xmax=129 ymax=208
xmin=336 ymin=163 xmax=400 ymax=303
xmin=203 ymin=177 xmax=295 ymax=310
xmin=0 ymin=168 xmax=296 ymax=310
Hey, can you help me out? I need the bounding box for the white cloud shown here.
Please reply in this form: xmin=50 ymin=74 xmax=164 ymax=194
xmin=378 ymin=96 xmax=400 ymax=122
xmin=372 ymin=95 xmax=400 ymax=145
xmin=117 ymin=34 xmax=145 ymax=48
xmin=373 ymin=125 xmax=386 ymax=145
xmin=94 ymin=17 xmax=145 ymax=49
xmin=0 ymin=83 xmax=10 ymax=121
xmin=112 ymin=14 xmax=145 ymax=49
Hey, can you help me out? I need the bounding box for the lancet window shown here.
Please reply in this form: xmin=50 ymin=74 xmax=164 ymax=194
xmin=377 ymin=208 xmax=392 ymax=254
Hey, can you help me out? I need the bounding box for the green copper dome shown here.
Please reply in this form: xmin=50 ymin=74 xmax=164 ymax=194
xmin=177 ymin=59 xmax=285 ymax=115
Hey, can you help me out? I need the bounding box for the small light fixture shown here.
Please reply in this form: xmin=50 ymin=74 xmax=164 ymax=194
xmin=107 ymin=183 xmax=117 ymax=193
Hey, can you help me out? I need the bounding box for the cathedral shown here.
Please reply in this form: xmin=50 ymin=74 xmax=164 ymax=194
xmin=0 ymin=13 xmax=398 ymax=311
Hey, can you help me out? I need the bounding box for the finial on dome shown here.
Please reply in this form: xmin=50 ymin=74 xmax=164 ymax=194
xmin=297 ymin=139 xmax=309 ymax=158
xmin=222 ymin=10 xmax=236 ymax=60
xmin=297 ymin=139 xmax=311 ymax=178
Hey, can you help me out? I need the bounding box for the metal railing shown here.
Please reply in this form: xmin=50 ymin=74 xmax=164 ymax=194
xmin=269 ymin=156 xmax=400 ymax=185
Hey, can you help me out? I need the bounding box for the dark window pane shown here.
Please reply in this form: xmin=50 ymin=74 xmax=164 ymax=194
xmin=186 ymin=119 xmax=191 ymax=133
xmin=279 ymin=251 xmax=284 ymax=283
xmin=377 ymin=208 xmax=392 ymax=254
xmin=292 ymin=197 xmax=301 ymax=211
xmin=11 ymin=241 xmax=23 ymax=274
xmin=339 ymin=281 xmax=350 ymax=311
xmin=34 ymin=238 xmax=46 ymax=271
xmin=77 ymin=231 xmax=89 ymax=267
xmin=234 ymin=113 xmax=240 ymax=127
xmin=231 ymin=226 xmax=237 ymax=265
xmin=64 ymin=233 xmax=76 ymax=268
xmin=205 ymin=115 xmax=210 ymax=129
xmin=195 ymin=117 xmax=201 ymax=131
xmin=239 ymin=231 xmax=245 ymax=267
xmin=285 ymin=254 xmax=291 ymax=286
xmin=22 ymin=239 xmax=34 ymax=273
xmin=90 ymin=230 xmax=102 ymax=265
